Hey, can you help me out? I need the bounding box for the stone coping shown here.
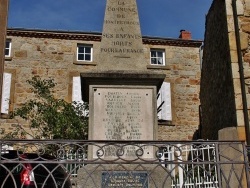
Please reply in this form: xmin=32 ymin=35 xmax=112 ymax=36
xmin=7 ymin=28 xmax=203 ymax=47
xmin=80 ymin=71 xmax=166 ymax=101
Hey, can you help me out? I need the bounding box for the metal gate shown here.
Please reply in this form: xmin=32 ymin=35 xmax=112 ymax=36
xmin=0 ymin=140 xmax=249 ymax=188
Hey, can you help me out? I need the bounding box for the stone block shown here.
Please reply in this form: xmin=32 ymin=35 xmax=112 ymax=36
xmin=229 ymin=32 xmax=237 ymax=50
xmin=235 ymin=93 xmax=243 ymax=109
xmin=230 ymin=50 xmax=238 ymax=63
xmin=232 ymin=63 xmax=240 ymax=80
xmin=226 ymin=0 xmax=244 ymax=15
xmin=226 ymin=0 xmax=233 ymax=15
xmin=77 ymin=164 xmax=171 ymax=188
xmin=227 ymin=15 xmax=235 ymax=32
xmin=189 ymin=78 xmax=200 ymax=85
xmin=218 ymin=127 xmax=247 ymax=188
xmin=15 ymin=50 xmax=27 ymax=58
xmin=240 ymin=32 xmax=249 ymax=50
xmin=236 ymin=109 xmax=244 ymax=126
xmin=236 ymin=0 xmax=244 ymax=15
xmin=245 ymin=0 xmax=250 ymax=16
xmin=241 ymin=22 xmax=250 ymax=33
xmin=237 ymin=126 xmax=246 ymax=140
xmin=233 ymin=78 xmax=242 ymax=94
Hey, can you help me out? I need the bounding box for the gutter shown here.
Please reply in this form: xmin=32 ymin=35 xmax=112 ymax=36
xmin=232 ymin=0 xmax=250 ymax=144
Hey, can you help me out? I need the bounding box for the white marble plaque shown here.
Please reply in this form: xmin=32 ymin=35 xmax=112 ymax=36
xmin=89 ymin=86 xmax=157 ymax=159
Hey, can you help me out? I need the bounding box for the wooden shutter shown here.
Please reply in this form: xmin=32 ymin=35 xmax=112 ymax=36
xmin=72 ymin=76 xmax=89 ymax=116
xmin=72 ymin=76 xmax=83 ymax=103
xmin=157 ymin=82 xmax=172 ymax=120
xmin=1 ymin=73 xmax=12 ymax=114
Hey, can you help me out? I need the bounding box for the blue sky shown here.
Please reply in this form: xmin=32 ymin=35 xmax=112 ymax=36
xmin=7 ymin=0 xmax=213 ymax=40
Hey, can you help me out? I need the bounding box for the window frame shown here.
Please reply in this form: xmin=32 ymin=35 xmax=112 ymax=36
xmin=5 ymin=40 xmax=11 ymax=57
xmin=150 ymin=48 xmax=166 ymax=66
xmin=77 ymin=44 xmax=93 ymax=62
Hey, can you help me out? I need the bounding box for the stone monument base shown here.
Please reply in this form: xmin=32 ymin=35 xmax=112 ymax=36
xmin=77 ymin=164 xmax=172 ymax=188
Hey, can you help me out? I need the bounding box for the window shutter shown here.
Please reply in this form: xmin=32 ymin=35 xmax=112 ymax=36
xmin=72 ymin=76 xmax=88 ymax=116
xmin=157 ymin=82 xmax=172 ymax=121
xmin=72 ymin=76 xmax=83 ymax=103
xmin=1 ymin=73 xmax=12 ymax=114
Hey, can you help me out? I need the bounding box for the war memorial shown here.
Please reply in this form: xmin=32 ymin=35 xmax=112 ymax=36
xmin=0 ymin=0 xmax=249 ymax=187
xmin=77 ymin=0 xmax=168 ymax=187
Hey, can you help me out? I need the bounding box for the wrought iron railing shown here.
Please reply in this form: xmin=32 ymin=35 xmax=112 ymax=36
xmin=0 ymin=140 xmax=249 ymax=188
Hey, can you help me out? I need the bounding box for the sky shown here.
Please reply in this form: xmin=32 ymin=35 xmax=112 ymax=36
xmin=7 ymin=0 xmax=213 ymax=40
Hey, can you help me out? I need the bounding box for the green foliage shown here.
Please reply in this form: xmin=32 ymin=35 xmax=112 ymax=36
xmin=5 ymin=76 xmax=88 ymax=140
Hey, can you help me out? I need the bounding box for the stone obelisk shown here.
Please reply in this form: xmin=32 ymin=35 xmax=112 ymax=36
xmin=97 ymin=0 xmax=146 ymax=70
xmin=77 ymin=1 xmax=169 ymax=187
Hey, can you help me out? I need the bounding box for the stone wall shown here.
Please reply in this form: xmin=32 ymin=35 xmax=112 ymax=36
xmin=200 ymin=0 xmax=238 ymax=140
xmin=152 ymin=45 xmax=201 ymax=140
xmin=0 ymin=30 xmax=201 ymax=140
xmin=238 ymin=0 xmax=250 ymax=140
xmin=201 ymin=0 xmax=250 ymax=141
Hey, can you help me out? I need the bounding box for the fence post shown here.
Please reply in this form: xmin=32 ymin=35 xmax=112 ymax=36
xmin=176 ymin=144 xmax=184 ymax=187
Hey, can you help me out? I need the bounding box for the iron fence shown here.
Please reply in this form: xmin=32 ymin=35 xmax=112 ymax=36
xmin=0 ymin=140 xmax=249 ymax=188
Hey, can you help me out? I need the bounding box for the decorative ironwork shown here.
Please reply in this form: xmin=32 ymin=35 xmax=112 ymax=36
xmin=0 ymin=140 xmax=249 ymax=188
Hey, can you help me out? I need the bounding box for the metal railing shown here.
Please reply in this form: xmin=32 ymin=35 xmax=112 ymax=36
xmin=0 ymin=140 xmax=249 ymax=188
xmin=159 ymin=144 xmax=219 ymax=187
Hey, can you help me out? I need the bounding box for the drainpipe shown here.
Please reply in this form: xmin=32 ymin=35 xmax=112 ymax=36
xmin=232 ymin=0 xmax=250 ymax=145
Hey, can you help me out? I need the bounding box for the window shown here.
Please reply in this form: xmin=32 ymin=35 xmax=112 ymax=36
xmin=5 ymin=40 xmax=11 ymax=57
xmin=150 ymin=49 xmax=165 ymax=65
xmin=157 ymin=82 xmax=172 ymax=121
xmin=77 ymin=44 xmax=93 ymax=61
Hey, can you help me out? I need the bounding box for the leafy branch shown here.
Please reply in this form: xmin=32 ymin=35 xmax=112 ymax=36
xmin=4 ymin=76 xmax=88 ymax=140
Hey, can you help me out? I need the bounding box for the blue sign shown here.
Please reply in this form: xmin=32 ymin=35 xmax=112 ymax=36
xmin=102 ymin=171 xmax=148 ymax=188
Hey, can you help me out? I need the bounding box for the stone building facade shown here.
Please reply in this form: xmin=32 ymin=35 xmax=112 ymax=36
xmin=0 ymin=28 xmax=202 ymax=140
xmin=200 ymin=0 xmax=250 ymax=141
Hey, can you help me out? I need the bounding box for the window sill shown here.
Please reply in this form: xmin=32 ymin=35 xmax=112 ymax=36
xmin=158 ymin=120 xmax=175 ymax=126
xmin=73 ymin=61 xmax=97 ymax=66
xmin=0 ymin=113 xmax=10 ymax=119
xmin=5 ymin=57 xmax=12 ymax=61
xmin=147 ymin=64 xmax=170 ymax=70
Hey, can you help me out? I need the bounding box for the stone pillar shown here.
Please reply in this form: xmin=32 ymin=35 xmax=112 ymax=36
xmin=218 ymin=127 xmax=248 ymax=188
xmin=97 ymin=0 xmax=146 ymax=71
xmin=0 ymin=0 xmax=9 ymax=112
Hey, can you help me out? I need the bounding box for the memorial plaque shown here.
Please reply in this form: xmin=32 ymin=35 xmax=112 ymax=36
xmin=89 ymin=85 xmax=157 ymax=159
xmin=101 ymin=171 xmax=148 ymax=188
xmin=98 ymin=0 xmax=146 ymax=70
xmin=92 ymin=87 xmax=155 ymax=140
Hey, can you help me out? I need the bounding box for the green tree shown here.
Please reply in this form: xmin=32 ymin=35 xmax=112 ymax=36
xmin=5 ymin=76 xmax=88 ymax=139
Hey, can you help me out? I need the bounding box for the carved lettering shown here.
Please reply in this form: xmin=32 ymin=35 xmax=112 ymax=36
xmin=104 ymin=20 xmax=140 ymax=25
xmin=100 ymin=48 xmax=144 ymax=53
xmin=101 ymin=0 xmax=142 ymax=58
xmin=93 ymin=88 xmax=154 ymax=159
xmin=102 ymin=172 xmax=148 ymax=188
xmin=107 ymin=7 xmax=136 ymax=13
